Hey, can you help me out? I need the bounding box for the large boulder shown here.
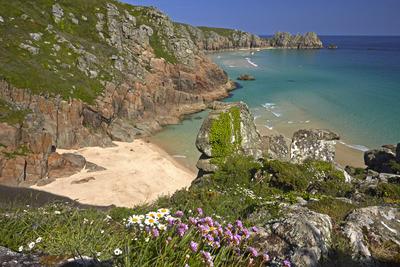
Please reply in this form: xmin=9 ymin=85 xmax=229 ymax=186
xmin=253 ymin=205 xmax=332 ymax=267
xmin=342 ymin=206 xmax=400 ymax=266
xmin=290 ymin=129 xmax=340 ymax=164
xmin=47 ymin=152 xmax=87 ymax=178
xmin=195 ymin=102 xmax=262 ymax=174
xmin=0 ymin=123 xmax=20 ymax=149
xmin=262 ymin=134 xmax=290 ymax=161
xmin=364 ymin=147 xmax=397 ymax=173
xmin=0 ymin=246 xmax=41 ymax=266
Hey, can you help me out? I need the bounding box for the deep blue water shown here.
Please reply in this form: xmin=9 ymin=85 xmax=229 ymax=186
xmin=151 ymin=36 xmax=400 ymax=169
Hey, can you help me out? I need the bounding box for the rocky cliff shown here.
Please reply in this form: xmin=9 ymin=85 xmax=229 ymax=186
xmin=0 ymin=0 xmax=323 ymax=185
xmin=268 ymin=32 xmax=323 ymax=49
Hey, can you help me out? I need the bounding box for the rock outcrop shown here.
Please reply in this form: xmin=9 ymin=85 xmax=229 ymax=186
xmin=342 ymin=206 xmax=400 ymax=266
xmin=268 ymin=32 xmax=323 ymax=49
xmin=262 ymin=134 xmax=290 ymax=161
xmin=253 ymin=205 xmax=333 ymax=267
xmin=195 ymin=102 xmax=262 ymax=175
xmin=290 ymin=129 xmax=340 ymax=164
xmin=364 ymin=145 xmax=400 ymax=174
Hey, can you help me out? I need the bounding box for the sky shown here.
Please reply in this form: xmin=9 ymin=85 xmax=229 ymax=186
xmin=124 ymin=0 xmax=400 ymax=36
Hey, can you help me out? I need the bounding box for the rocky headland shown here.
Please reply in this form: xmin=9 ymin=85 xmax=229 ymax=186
xmin=0 ymin=0 xmax=324 ymax=186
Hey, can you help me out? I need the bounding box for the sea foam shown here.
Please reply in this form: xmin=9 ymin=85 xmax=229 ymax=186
xmin=245 ymin=57 xmax=258 ymax=67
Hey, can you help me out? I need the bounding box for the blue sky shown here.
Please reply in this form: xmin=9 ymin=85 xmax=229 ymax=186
xmin=123 ymin=0 xmax=400 ymax=36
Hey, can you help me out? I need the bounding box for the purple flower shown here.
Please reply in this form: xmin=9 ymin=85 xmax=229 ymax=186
xmin=204 ymin=217 xmax=213 ymax=227
xmin=251 ymin=226 xmax=259 ymax=233
xmin=145 ymin=226 xmax=150 ymax=233
xmin=205 ymin=234 xmax=214 ymax=242
xmin=233 ymin=234 xmax=241 ymax=245
xmin=196 ymin=208 xmax=203 ymax=216
xmin=262 ymin=253 xmax=270 ymax=262
xmin=167 ymin=217 xmax=175 ymax=226
xmin=227 ymin=223 xmax=233 ymax=229
xmin=177 ymin=223 xmax=189 ymax=237
xmin=283 ymin=259 xmax=291 ymax=267
xmin=235 ymin=220 xmax=243 ymax=229
xmin=247 ymin=246 xmax=258 ymax=257
xmin=151 ymin=228 xmax=159 ymax=237
xmin=224 ymin=229 xmax=233 ymax=239
xmin=242 ymin=228 xmax=250 ymax=239
xmin=188 ymin=217 xmax=198 ymax=225
xmin=200 ymin=251 xmax=213 ymax=267
xmin=189 ymin=241 xmax=198 ymax=252
xmin=175 ymin=210 xmax=184 ymax=217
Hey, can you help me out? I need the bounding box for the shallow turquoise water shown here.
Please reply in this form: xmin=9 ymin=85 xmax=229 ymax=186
xmin=151 ymin=36 xmax=400 ymax=169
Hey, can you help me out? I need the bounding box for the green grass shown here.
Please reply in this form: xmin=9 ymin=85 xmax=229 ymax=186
xmin=307 ymin=197 xmax=356 ymax=223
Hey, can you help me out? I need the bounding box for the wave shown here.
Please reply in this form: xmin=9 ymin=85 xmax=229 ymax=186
xmin=339 ymin=141 xmax=369 ymax=152
xmin=264 ymin=124 xmax=273 ymax=130
xmin=262 ymin=102 xmax=276 ymax=109
xmin=271 ymin=111 xmax=282 ymax=117
xmin=228 ymin=65 xmax=236 ymax=68
xmin=173 ymin=155 xmax=187 ymax=158
xmin=245 ymin=57 xmax=258 ymax=67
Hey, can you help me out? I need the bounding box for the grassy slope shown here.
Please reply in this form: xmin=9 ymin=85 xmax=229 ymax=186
xmin=1 ymin=156 xmax=398 ymax=265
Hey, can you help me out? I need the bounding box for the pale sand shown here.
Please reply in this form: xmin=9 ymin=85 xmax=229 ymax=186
xmin=31 ymin=140 xmax=196 ymax=208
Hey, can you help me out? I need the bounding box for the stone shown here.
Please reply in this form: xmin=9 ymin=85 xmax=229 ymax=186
xmin=0 ymin=123 xmax=20 ymax=149
xmin=269 ymin=32 xmax=323 ymax=49
xmin=364 ymin=147 xmax=396 ymax=173
xmin=262 ymin=134 xmax=289 ymax=161
xmin=47 ymin=152 xmax=86 ymax=178
xmin=253 ymin=205 xmax=332 ymax=267
xmin=290 ymin=129 xmax=340 ymax=164
xmin=71 ymin=176 xmax=95 ymax=184
xmin=29 ymin=32 xmax=43 ymax=41
xmin=196 ymin=101 xmax=262 ymax=161
xmin=19 ymin=43 xmax=39 ymax=55
xmin=237 ymin=74 xmax=255 ymax=81
xmin=52 ymin=3 xmax=64 ymax=23
xmin=342 ymin=206 xmax=400 ymax=265
xmin=196 ymin=155 xmax=218 ymax=173
xmin=396 ymin=143 xmax=400 ymax=162
xmin=0 ymin=246 xmax=41 ymax=266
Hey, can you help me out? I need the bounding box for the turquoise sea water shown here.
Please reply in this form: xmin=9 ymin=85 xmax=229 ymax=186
xmin=151 ymin=36 xmax=400 ymax=170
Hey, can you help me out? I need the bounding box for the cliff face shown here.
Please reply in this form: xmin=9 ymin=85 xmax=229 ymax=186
xmin=268 ymin=32 xmax=323 ymax=49
xmin=0 ymin=0 xmax=323 ymax=185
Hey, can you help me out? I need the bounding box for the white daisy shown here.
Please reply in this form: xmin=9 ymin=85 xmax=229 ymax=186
xmin=54 ymin=211 xmax=61 ymax=215
xmin=158 ymin=224 xmax=167 ymax=231
xmin=128 ymin=215 xmax=142 ymax=224
xmin=18 ymin=246 xmax=23 ymax=252
xmin=144 ymin=217 xmax=158 ymax=226
xmin=28 ymin=242 xmax=35 ymax=250
xmin=155 ymin=212 xmax=164 ymax=219
xmin=157 ymin=208 xmax=170 ymax=215
xmin=114 ymin=248 xmax=122 ymax=256
xmin=35 ymin=237 xmax=42 ymax=243
xmin=146 ymin=212 xmax=157 ymax=219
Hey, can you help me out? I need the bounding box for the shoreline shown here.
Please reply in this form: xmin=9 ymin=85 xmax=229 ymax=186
xmin=31 ymin=140 xmax=196 ymax=208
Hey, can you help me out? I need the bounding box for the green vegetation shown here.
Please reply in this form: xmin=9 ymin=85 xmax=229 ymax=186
xmin=197 ymin=26 xmax=237 ymax=38
xmin=130 ymin=7 xmax=177 ymax=64
xmin=0 ymin=153 xmax=398 ymax=265
xmin=209 ymin=107 xmax=242 ymax=164
xmin=264 ymin=159 xmax=351 ymax=197
xmin=307 ymin=197 xmax=356 ymax=223
xmin=2 ymin=145 xmax=31 ymax=159
xmin=0 ymin=99 xmax=30 ymax=125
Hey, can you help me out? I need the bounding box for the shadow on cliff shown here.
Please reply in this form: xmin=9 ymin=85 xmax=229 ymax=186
xmin=0 ymin=185 xmax=113 ymax=210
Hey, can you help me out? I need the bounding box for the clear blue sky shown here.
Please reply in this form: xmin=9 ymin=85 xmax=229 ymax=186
xmin=123 ymin=0 xmax=400 ymax=36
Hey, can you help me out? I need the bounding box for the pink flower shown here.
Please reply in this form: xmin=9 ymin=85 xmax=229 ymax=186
xmin=262 ymin=253 xmax=270 ymax=262
xmin=251 ymin=226 xmax=259 ymax=233
xmin=151 ymin=228 xmax=159 ymax=238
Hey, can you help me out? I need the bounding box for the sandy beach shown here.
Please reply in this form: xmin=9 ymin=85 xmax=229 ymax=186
xmin=31 ymin=140 xmax=196 ymax=208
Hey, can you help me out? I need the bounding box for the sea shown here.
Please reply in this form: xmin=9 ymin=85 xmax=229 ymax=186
xmin=150 ymin=36 xmax=400 ymax=171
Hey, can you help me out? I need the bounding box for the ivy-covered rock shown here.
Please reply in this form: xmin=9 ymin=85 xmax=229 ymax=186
xmin=195 ymin=102 xmax=262 ymax=175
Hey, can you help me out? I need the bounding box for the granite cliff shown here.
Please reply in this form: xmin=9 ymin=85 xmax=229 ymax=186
xmin=0 ymin=0 xmax=323 ymax=185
